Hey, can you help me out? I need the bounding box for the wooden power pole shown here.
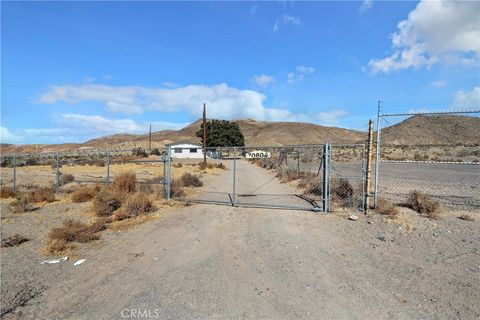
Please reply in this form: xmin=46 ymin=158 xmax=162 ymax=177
xmin=365 ymin=119 xmax=374 ymax=213
xmin=203 ymin=103 xmax=207 ymax=164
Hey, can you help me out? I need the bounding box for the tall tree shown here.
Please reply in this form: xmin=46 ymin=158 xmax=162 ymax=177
xmin=196 ymin=120 xmax=245 ymax=147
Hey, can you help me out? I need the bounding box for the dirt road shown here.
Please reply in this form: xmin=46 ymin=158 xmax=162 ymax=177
xmin=2 ymin=201 xmax=479 ymax=320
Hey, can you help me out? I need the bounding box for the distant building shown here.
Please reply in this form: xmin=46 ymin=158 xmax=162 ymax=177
xmin=166 ymin=142 xmax=204 ymax=159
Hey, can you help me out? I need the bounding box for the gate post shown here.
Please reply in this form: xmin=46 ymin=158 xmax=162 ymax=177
xmin=322 ymin=143 xmax=330 ymax=212
xmin=166 ymin=145 xmax=171 ymax=200
xmin=232 ymin=147 xmax=237 ymax=206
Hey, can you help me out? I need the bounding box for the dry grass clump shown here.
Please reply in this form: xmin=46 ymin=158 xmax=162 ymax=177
xmin=330 ymin=179 xmax=359 ymax=208
xmin=48 ymin=219 xmax=106 ymax=244
xmin=1 ymin=234 xmax=30 ymax=247
xmin=376 ymin=198 xmax=399 ymax=216
xmin=0 ymin=186 xmax=15 ymax=198
xmin=215 ymin=162 xmax=226 ymax=169
xmin=61 ymin=173 xmax=75 ymax=184
xmin=180 ymin=173 xmax=203 ymax=187
xmin=458 ymin=214 xmax=475 ymax=222
xmin=71 ymin=184 xmax=101 ymax=203
xmin=173 ymin=162 xmax=183 ymax=168
xmin=111 ymin=172 xmax=136 ymax=194
xmin=119 ymin=193 xmax=154 ymax=219
xmin=405 ymin=190 xmax=440 ymax=219
xmin=298 ymin=173 xmax=322 ymax=196
xmin=27 ymin=187 xmax=56 ymax=203
xmin=170 ymin=179 xmax=185 ymax=198
xmin=198 ymin=162 xmax=207 ymax=170
xmin=42 ymin=239 xmax=76 ymax=256
xmin=93 ymin=188 xmax=121 ymax=216
xmin=9 ymin=196 xmax=36 ymax=213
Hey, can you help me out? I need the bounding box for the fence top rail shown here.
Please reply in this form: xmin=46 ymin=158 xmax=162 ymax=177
xmin=379 ymin=110 xmax=480 ymax=117
xmin=0 ymin=147 xmax=167 ymax=158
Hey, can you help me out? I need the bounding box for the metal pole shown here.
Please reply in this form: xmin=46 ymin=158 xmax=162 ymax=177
xmin=167 ymin=145 xmax=171 ymax=200
xmin=13 ymin=155 xmax=16 ymax=193
xmin=232 ymin=147 xmax=237 ymax=206
xmin=373 ymin=101 xmax=382 ymax=208
xmin=55 ymin=152 xmax=60 ymax=192
xmin=322 ymin=143 xmax=330 ymax=212
xmin=163 ymin=155 xmax=167 ymax=198
xmin=106 ymin=151 xmax=110 ymax=185
xmin=360 ymin=144 xmax=366 ymax=214
xmin=203 ymin=103 xmax=207 ymax=164
xmin=297 ymin=150 xmax=300 ymax=172
xmin=365 ymin=119 xmax=374 ymax=212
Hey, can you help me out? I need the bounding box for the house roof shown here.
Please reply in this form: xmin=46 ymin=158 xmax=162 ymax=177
xmin=165 ymin=141 xmax=202 ymax=147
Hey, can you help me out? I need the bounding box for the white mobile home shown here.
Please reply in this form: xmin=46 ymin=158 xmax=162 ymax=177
xmin=167 ymin=142 xmax=204 ymax=159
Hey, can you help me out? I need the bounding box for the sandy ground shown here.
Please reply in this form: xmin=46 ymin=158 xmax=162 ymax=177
xmin=1 ymin=159 xmax=480 ymax=319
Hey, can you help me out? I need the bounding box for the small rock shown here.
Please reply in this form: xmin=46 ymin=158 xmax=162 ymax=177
xmin=349 ymin=215 xmax=358 ymax=221
xmin=367 ymin=221 xmax=373 ymax=224
xmin=377 ymin=235 xmax=386 ymax=242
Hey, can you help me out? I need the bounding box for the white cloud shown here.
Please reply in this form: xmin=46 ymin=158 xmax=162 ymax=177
xmin=0 ymin=115 xmax=188 ymax=144
xmin=368 ymin=0 xmax=480 ymax=73
xmin=0 ymin=126 xmax=23 ymax=143
xmin=273 ymin=14 xmax=301 ymax=33
xmin=287 ymin=65 xmax=316 ymax=84
xmin=38 ymin=82 xmax=341 ymax=124
xmin=429 ymin=80 xmax=447 ymax=89
xmin=359 ymin=0 xmax=373 ymax=14
xmin=451 ymin=86 xmax=480 ymax=110
xmin=251 ymin=74 xmax=276 ymax=87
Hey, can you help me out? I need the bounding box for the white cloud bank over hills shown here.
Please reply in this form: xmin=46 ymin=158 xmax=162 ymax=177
xmin=37 ymin=82 xmax=344 ymax=123
xmin=369 ymin=0 xmax=480 ymax=73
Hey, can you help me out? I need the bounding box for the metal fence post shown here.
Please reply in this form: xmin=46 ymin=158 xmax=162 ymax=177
xmin=13 ymin=155 xmax=17 ymax=193
xmin=166 ymin=146 xmax=171 ymax=200
xmin=322 ymin=143 xmax=330 ymax=212
xmin=232 ymin=147 xmax=237 ymax=206
xmin=106 ymin=151 xmax=110 ymax=185
xmin=55 ymin=152 xmax=60 ymax=192
xmin=360 ymin=144 xmax=366 ymax=214
xmin=163 ymin=155 xmax=167 ymax=198
xmin=373 ymin=101 xmax=382 ymax=207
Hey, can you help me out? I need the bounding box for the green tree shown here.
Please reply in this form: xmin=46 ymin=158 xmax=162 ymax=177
xmin=196 ymin=120 xmax=245 ymax=147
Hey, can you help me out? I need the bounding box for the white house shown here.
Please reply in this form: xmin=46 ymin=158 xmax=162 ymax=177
xmin=167 ymin=142 xmax=204 ymax=159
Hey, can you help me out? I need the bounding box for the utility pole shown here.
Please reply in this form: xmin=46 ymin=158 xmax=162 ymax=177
xmin=365 ymin=119 xmax=374 ymax=213
xmin=148 ymin=124 xmax=152 ymax=151
xmin=203 ymin=103 xmax=207 ymax=164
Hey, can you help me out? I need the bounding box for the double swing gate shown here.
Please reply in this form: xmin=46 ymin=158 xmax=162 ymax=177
xmin=166 ymin=143 xmax=366 ymax=213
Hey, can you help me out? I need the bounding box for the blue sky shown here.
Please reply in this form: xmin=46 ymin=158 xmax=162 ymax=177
xmin=1 ymin=0 xmax=479 ymax=144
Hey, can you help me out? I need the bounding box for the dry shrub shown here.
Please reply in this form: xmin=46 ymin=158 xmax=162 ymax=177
xmin=298 ymin=174 xmax=322 ymax=196
xmin=71 ymin=185 xmax=100 ymax=203
xmin=48 ymin=219 xmax=106 ymax=244
xmin=61 ymin=173 xmax=75 ymax=184
xmin=42 ymin=239 xmax=76 ymax=256
xmin=207 ymin=163 xmax=214 ymax=169
xmin=93 ymin=188 xmax=121 ymax=216
xmin=1 ymin=234 xmax=30 ymax=247
xmin=27 ymin=187 xmax=56 ymax=203
xmin=405 ymin=190 xmax=440 ymax=219
xmin=121 ymin=193 xmax=154 ymax=218
xmin=170 ymin=179 xmax=185 ymax=198
xmin=215 ymin=162 xmax=226 ymax=169
xmin=458 ymin=214 xmax=475 ymax=222
xmin=112 ymin=172 xmax=136 ymax=194
xmin=376 ymin=198 xmax=399 ymax=216
xmin=0 ymin=186 xmax=15 ymax=198
xmin=180 ymin=173 xmax=203 ymax=187
xmin=173 ymin=162 xmax=183 ymax=168
xmin=9 ymin=196 xmax=36 ymax=213
xmin=198 ymin=162 xmax=207 ymax=170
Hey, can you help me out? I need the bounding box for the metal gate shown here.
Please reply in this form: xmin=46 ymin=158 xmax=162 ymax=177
xmin=166 ymin=144 xmax=366 ymax=212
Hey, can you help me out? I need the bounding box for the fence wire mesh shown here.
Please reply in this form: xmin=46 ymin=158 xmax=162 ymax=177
xmin=375 ymin=111 xmax=480 ymax=210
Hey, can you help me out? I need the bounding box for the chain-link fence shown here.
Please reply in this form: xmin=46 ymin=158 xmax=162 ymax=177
xmin=0 ymin=148 xmax=167 ymax=195
xmin=375 ymin=109 xmax=480 ymax=210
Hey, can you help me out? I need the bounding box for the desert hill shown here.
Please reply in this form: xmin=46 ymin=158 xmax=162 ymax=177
xmin=382 ymin=115 xmax=480 ymax=145
xmin=2 ymin=115 xmax=479 ymax=154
